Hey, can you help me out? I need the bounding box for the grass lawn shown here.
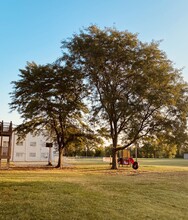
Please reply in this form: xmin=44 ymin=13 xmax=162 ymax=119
xmin=0 ymin=158 xmax=187 ymax=220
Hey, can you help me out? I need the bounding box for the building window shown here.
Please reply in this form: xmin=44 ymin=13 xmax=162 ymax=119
xmin=3 ymin=141 xmax=9 ymax=147
xmin=16 ymin=142 xmax=23 ymax=146
xmin=16 ymin=152 xmax=24 ymax=158
xmin=41 ymin=153 xmax=48 ymax=159
xmin=2 ymin=147 xmax=8 ymax=156
xmin=29 ymin=153 xmax=36 ymax=157
xmin=30 ymin=142 xmax=36 ymax=147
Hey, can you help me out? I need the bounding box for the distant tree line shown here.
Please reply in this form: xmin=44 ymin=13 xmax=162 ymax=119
xmin=64 ymin=143 xmax=186 ymax=159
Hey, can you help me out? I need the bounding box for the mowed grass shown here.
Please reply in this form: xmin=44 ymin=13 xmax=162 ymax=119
xmin=0 ymin=159 xmax=187 ymax=220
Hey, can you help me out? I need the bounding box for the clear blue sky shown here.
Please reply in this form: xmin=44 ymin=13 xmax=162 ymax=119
xmin=1 ymin=0 xmax=188 ymax=125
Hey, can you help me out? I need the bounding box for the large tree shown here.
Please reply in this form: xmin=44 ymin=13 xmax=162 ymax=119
xmin=10 ymin=62 xmax=89 ymax=168
xmin=61 ymin=25 xmax=188 ymax=169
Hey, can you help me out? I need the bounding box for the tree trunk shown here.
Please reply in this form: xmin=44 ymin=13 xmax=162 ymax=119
xmin=56 ymin=147 xmax=64 ymax=168
xmin=111 ymin=149 xmax=118 ymax=169
xmin=111 ymin=134 xmax=118 ymax=169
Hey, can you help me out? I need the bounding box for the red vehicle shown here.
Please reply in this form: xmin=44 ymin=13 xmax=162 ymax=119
xmin=118 ymin=157 xmax=139 ymax=169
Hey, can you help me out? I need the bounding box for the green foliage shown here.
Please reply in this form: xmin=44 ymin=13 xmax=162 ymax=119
xmin=141 ymin=137 xmax=178 ymax=158
xmin=94 ymin=146 xmax=105 ymax=157
xmin=61 ymin=25 xmax=188 ymax=168
xmin=64 ymin=133 xmax=104 ymax=156
xmin=104 ymin=146 xmax=113 ymax=157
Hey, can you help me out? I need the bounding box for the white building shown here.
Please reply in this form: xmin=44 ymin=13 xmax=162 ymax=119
xmin=11 ymin=132 xmax=56 ymax=163
xmin=184 ymin=153 xmax=188 ymax=159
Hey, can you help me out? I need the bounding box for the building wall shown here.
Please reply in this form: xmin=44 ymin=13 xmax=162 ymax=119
xmin=184 ymin=153 xmax=188 ymax=159
xmin=11 ymin=132 xmax=56 ymax=162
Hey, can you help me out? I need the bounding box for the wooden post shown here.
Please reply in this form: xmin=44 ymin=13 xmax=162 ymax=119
xmin=46 ymin=142 xmax=53 ymax=166
xmin=0 ymin=121 xmax=3 ymax=169
xmin=0 ymin=121 xmax=13 ymax=169
xmin=7 ymin=122 xmax=12 ymax=168
xmin=48 ymin=146 xmax=52 ymax=166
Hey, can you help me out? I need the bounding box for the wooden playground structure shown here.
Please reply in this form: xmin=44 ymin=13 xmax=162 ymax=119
xmin=0 ymin=121 xmax=13 ymax=168
xmin=118 ymin=148 xmax=139 ymax=169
